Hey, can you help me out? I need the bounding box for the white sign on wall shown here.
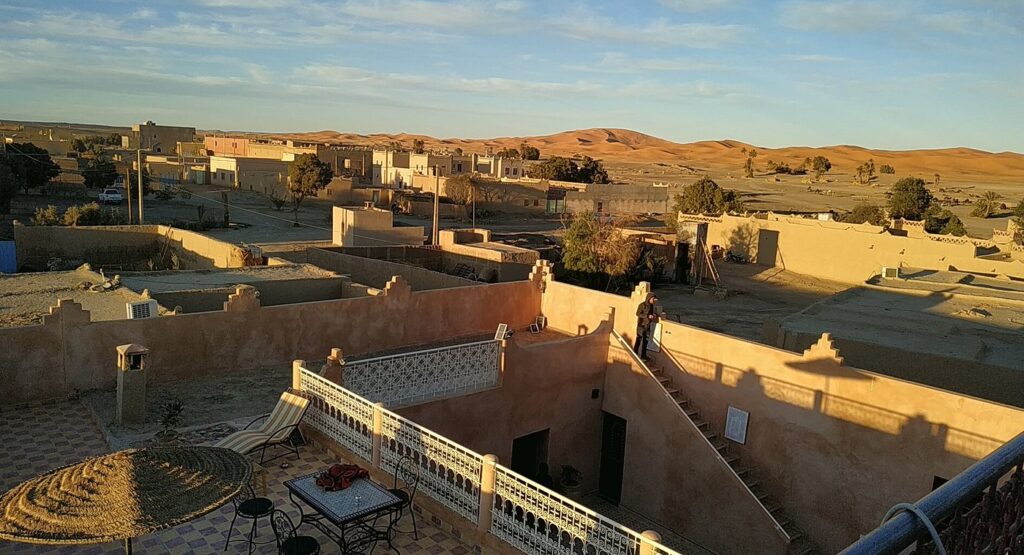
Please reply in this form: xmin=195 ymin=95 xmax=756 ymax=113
xmin=724 ymin=406 xmax=749 ymax=444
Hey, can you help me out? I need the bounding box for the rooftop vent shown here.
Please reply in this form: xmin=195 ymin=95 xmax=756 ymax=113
xmin=125 ymin=299 xmax=158 ymax=320
xmin=881 ymin=267 xmax=900 ymax=279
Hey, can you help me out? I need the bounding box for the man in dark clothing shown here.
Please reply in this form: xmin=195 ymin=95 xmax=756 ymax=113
xmin=633 ymin=293 xmax=660 ymax=360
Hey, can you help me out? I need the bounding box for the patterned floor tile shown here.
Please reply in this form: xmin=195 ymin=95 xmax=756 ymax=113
xmin=0 ymin=401 xmax=477 ymax=554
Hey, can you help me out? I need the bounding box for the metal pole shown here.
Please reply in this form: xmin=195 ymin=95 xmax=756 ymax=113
xmin=432 ymin=166 xmax=440 ymax=245
xmin=471 ymin=182 xmax=475 ymax=228
xmin=136 ymin=149 xmax=144 ymax=224
xmin=124 ymin=167 xmax=133 ymax=224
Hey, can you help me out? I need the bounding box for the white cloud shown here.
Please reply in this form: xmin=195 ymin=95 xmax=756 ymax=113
xmin=658 ymin=0 xmax=733 ymax=12
xmin=335 ymin=0 xmax=525 ymax=29
xmin=567 ymin=52 xmax=729 ymax=73
xmin=782 ymin=54 xmax=847 ymax=62
xmin=551 ymin=10 xmax=746 ymax=48
xmin=779 ymin=1 xmax=1021 ymax=35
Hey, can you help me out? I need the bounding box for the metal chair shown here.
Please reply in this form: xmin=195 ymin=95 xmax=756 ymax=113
xmin=388 ymin=455 xmax=421 ymax=540
xmin=224 ymin=483 xmax=275 ymax=554
xmin=270 ymin=509 xmax=320 ymax=555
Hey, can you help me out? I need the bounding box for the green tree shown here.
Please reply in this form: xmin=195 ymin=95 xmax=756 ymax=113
xmin=561 ymin=211 xmax=643 ymax=291
xmin=673 ymin=176 xmax=743 ymax=215
xmin=6 ymin=143 xmax=59 ymax=192
xmin=887 ymin=177 xmax=933 ymax=220
xmin=855 ymin=158 xmax=876 ymax=184
xmin=496 ymin=147 xmax=520 ymax=159
xmin=1012 ymin=199 xmax=1024 ymax=239
xmin=810 ymin=155 xmax=831 ymax=181
xmin=82 ymin=156 xmax=118 ymax=189
xmin=0 ymin=156 xmax=24 ymax=214
xmin=577 ymin=156 xmax=608 ymax=184
xmin=742 ymin=148 xmax=757 ymax=178
xmin=71 ymin=138 xmax=88 ymax=154
xmin=879 ymin=164 xmax=895 ymax=174
xmin=287 ymin=153 xmax=333 ymax=225
xmin=941 ymin=214 xmax=966 ymax=236
xmin=970 ymin=191 xmax=1001 ymax=218
xmin=411 ymin=138 xmax=425 ymax=154
xmin=842 ymin=203 xmax=887 ymax=226
xmin=530 ymin=156 xmax=579 ymax=182
xmin=922 ymin=205 xmax=966 ymax=236
xmin=933 ymin=173 xmax=941 ymax=185
xmin=519 ymin=143 xmax=540 ymax=160
xmin=452 ymin=147 xmax=464 ymax=156
xmin=80 ymin=157 xmax=117 ymax=190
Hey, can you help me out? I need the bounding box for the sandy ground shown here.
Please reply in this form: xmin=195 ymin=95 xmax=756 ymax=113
xmin=655 ymin=263 xmax=850 ymax=342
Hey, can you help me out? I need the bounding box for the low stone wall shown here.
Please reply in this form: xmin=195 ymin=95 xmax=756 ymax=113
xmin=0 ymin=276 xmax=540 ymax=406
xmin=307 ymin=247 xmax=476 ymax=290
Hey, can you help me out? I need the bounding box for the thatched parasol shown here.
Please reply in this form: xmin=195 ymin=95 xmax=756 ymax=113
xmin=0 ymin=446 xmax=251 ymax=553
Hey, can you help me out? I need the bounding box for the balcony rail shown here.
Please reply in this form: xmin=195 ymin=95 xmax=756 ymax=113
xmin=841 ymin=430 xmax=1024 ymax=555
xmin=344 ymin=339 xmax=501 ymax=407
xmin=492 ymin=464 xmax=683 ymax=555
xmin=296 ymin=366 xmax=679 ymax=555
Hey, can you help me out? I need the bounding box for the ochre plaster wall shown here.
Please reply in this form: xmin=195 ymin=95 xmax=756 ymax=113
xmin=0 ymin=278 xmax=540 ymax=406
xmin=690 ymin=213 xmax=1024 ymax=282
xmin=397 ymin=324 xmax=611 ymax=494
xmin=14 ymin=224 xmax=161 ymax=271
xmin=602 ymin=341 xmax=790 ymax=555
xmin=654 ymin=321 xmax=1024 ymax=552
xmin=307 ymin=248 xmax=476 ymax=290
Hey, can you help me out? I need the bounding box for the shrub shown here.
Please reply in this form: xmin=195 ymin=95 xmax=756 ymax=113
xmin=842 ymin=204 xmax=887 ymax=226
xmin=673 ymin=176 xmax=743 ymax=215
xmin=888 ymin=177 xmax=932 ymax=220
xmin=879 ymin=164 xmax=895 ymax=174
xmin=33 ymin=205 xmax=62 ymax=226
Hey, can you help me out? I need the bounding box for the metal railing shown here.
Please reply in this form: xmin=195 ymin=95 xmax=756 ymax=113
xmin=343 ymin=339 xmax=501 ymax=407
xmin=611 ymin=330 xmax=792 ymax=543
xmin=491 ymin=463 xmax=682 ymax=555
xmin=841 ymin=431 xmax=1024 ymax=555
xmin=297 ymin=365 xmax=682 ymax=555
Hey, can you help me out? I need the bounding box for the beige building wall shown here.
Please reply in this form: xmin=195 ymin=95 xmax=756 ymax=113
xmin=332 ymin=206 xmax=424 ymax=247
xmin=686 ymin=213 xmax=1024 ymax=282
xmin=371 ymin=150 xmax=412 ymax=188
xmin=210 ymin=155 xmax=289 ymax=195
xmin=129 ymin=122 xmax=196 ymax=154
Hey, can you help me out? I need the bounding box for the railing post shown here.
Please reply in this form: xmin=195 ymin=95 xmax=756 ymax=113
xmin=372 ymin=402 xmax=384 ymax=469
xmin=292 ymin=359 xmax=304 ymax=390
xmin=639 ymin=530 xmax=662 ymax=555
xmin=478 ymin=454 xmax=498 ymax=531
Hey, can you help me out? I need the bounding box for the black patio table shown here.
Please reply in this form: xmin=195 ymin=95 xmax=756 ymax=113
xmin=285 ymin=471 xmax=403 ymax=553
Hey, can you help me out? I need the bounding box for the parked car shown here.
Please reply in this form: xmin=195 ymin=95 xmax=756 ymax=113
xmin=98 ymin=188 xmax=124 ymax=204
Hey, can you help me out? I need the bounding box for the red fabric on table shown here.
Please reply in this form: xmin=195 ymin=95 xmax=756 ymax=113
xmin=315 ymin=463 xmax=370 ymax=492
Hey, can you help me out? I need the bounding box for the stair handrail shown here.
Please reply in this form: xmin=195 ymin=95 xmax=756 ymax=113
xmin=611 ymin=330 xmax=792 ymax=543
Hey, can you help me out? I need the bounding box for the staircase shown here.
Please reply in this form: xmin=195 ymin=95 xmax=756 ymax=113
xmin=646 ymin=357 xmax=821 ymax=555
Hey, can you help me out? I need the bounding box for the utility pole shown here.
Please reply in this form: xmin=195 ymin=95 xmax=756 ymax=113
xmin=432 ymin=165 xmax=440 ymax=245
xmin=124 ymin=167 xmax=133 ymax=224
xmin=136 ymin=149 xmax=144 ymax=224
xmin=221 ymin=191 xmax=230 ymax=228
xmin=471 ymin=183 xmax=476 ymax=229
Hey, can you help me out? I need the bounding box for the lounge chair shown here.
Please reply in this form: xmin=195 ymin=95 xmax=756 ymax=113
xmin=217 ymin=390 xmax=310 ymax=464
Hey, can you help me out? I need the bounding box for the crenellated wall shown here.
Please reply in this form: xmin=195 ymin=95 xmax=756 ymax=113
xmin=0 ymin=276 xmax=541 ymax=406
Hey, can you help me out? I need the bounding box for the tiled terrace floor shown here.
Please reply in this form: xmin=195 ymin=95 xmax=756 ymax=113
xmin=0 ymin=401 xmax=474 ymax=554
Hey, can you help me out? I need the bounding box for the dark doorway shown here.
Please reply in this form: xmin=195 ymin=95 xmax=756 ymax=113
xmin=756 ymin=229 xmax=780 ymax=267
xmin=675 ymin=242 xmax=690 ymax=284
xmin=599 ymin=412 xmax=627 ymax=504
xmin=511 ymin=429 xmax=550 ymax=481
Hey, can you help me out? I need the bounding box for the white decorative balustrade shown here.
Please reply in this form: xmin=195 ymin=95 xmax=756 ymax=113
xmin=344 ymin=339 xmax=502 ymax=407
xmin=297 ymin=365 xmax=680 ymax=555
xmin=491 ymin=465 xmax=682 ymax=555
xmin=379 ymin=409 xmax=484 ymax=522
xmin=298 ymin=369 xmax=374 ymax=461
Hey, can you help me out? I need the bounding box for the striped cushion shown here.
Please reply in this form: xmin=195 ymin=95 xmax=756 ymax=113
xmin=216 ymin=430 xmax=269 ymax=454
xmin=215 ymin=391 xmax=310 ymax=454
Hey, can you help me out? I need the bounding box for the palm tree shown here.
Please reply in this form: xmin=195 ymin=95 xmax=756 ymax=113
xmin=971 ymin=191 xmax=1001 ymax=218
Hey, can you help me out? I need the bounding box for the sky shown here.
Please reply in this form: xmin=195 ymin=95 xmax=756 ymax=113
xmin=0 ymin=1 xmax=1021 ymax=152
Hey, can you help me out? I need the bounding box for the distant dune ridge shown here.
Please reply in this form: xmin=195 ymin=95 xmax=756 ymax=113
xmin=271 ymin=127 xmax=1024 ymax=181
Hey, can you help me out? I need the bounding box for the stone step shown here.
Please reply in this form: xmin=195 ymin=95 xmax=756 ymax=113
xmin=657 ymin=376 xmax=671 ymax=385
xmin=664 ymin=387 xmax=679 ymax=397
xmin=692 ymin=419 xmax=710 ymax=430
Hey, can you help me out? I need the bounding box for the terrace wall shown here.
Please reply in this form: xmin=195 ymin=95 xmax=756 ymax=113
xmin=687 ymin=213 xmax=1024 ymax=283
xmin=654 ymin=325 xmax=1024 ymax=552
xmin=398 ymin=321 xmax=612 ymax=495
xmin=307 ymin=247 xmax=475 ymax=290
xmin=0 ymin=277 xmax=540 ymax=406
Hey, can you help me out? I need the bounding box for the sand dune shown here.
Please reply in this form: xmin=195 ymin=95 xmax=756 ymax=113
xmin=270 ymin=127 xmax=1024 ymax=182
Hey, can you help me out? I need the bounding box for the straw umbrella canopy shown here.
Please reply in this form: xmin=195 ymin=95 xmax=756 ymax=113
xmin=0 ymin=446 xmax=251 ymax=553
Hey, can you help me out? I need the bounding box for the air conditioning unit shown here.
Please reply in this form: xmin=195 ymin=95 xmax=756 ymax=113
xmin=126 ymin=300 xmax=158 ymax=320
xmin=881 ymin=267 xmax=900 ymax=279
xmin=246 ymin=245 xmax=263 ymax=260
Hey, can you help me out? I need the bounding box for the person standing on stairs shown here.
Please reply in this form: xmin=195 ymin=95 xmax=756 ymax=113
xmin=633 ymin=293 xmax=660 ymax=361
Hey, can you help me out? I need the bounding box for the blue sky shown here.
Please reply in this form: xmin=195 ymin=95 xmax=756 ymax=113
xmin=1 ymin=1 xmax=1021 ymax=152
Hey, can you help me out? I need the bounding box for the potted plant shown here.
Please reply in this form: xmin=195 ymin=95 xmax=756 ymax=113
xmin=156 ymin=398 xmax=184 ymax=443
xmin=559 ymin=465 xmax=583 ymax=500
